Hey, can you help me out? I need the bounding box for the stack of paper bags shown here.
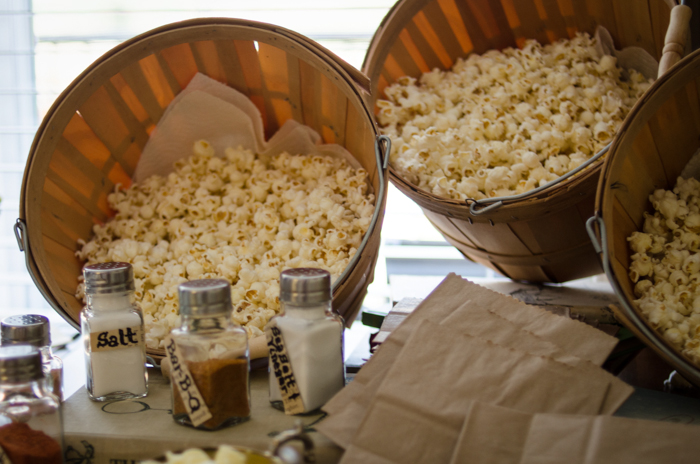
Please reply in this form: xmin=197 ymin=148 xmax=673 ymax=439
xmin=318 ymin=274 xmax=700 ymax=463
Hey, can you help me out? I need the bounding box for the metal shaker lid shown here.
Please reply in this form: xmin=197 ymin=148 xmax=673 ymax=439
xmin=83 ymin=262 xmax=135 ymax=295
xmin=0 ymin=345 xmax=43 ymax=383
xmin=1 ymin=314 xmax=50 ymax=347
xmin=178 ymin=279 xmax=232 ymax=316
xmin=280 ymin=268 xmax=331 ymax=306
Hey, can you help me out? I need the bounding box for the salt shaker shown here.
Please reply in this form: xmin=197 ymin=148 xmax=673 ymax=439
xmin=0 ymin=345 xmax=64 ymax=464
xmin=267 ymin=268 xmax=345 ymax=414
xmin=167 ymin=279 xmax=250 ymax=430
xmin=1 ymin=314 xmax=64 ymax=401
xmin=81 ymin=262 xmax=148 ymax=401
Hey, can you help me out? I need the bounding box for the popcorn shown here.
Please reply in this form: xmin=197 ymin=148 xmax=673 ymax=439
xmin=378 ymin=33 xmax=653 ymax=200
xmin=76 ymin=142 xmax=375 ymax=349
xmin=628 ymin=177 xmax=700 ymax=366
xmin=141 ymin=445 xmax=254 ymax=464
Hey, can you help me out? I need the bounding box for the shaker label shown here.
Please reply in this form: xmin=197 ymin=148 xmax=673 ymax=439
xmin=267 ymin=325 xmax=305 ymax=414
xmin=164 ymin=336 xmax=212 ymax=427
xmin=90 ymin=326 xmax=143 ymax=352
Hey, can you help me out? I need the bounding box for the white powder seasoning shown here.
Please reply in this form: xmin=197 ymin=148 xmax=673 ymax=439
xmin=267 ymin=268 xmax=344 ymax=414
xmin=81 ymin=263 xmax=148 ymax=401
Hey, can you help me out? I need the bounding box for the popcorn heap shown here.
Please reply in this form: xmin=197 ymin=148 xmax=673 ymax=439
xmin=378 ymin=33 xmax=653 ymax=200
xmin=628 ymin=177 xmax=700 ymax=364
xmin=76 ymin=141 xmax=374 ymax=349
xmin=141 ymin=445 xmax=255 ymax=464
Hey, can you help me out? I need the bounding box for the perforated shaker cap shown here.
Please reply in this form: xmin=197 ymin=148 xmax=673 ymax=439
xmin=83 ymin=262 xmax=135 ymax=295
xmin=1 ymin=314 xmax=50 ymax=347
xmin=179 ymin=279 xmax=232 ymax=316
xmin=0 ymin=345 xmax=43 ymax=383
xmin=280 ymin=268 xmax=331 ymax=306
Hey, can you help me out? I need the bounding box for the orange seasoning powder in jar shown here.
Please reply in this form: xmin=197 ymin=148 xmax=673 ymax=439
xmin=168 ymin=279 xmax=250 ymax=430
xmin=172 ymin=358 xmax=250 ymax=429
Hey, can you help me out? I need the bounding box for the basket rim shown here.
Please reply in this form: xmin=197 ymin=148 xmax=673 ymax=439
xmin=17 ymin=17 xmax=385 ymax=344
xmin=593 ymin=47 xmax=700 ymax=386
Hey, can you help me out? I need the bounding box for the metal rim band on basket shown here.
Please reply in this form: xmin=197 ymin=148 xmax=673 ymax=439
xmin=468 ymin=143 xmax=612 ymax=215
xmin=586 ymin=215 xmax=700 ymax=386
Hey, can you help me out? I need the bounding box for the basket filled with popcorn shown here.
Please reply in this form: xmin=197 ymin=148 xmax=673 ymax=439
xmin=362 ymin=0 xmax=685 ymax=282
xmin=588 ymin=46 xmax=700 ymax=387
xmin=15 ymin=18 xmax=388 ymax=361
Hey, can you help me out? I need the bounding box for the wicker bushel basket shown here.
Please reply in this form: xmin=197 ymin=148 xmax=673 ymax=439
xmin=588 ymin=48 xmax=700 ymax=387
xmin=362 ymin=0 xmax=679 ymax=283
xmin=14 ymin=18 xmax=388 ymax=360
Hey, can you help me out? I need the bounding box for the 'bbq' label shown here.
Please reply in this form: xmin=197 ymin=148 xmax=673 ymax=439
xmin=267 ymin=325 xmax=305 ymax=415
xmin=164 ymin=336 xmax=212 ymax=427
xmin=90 ymin=326 xmax=143 ymax=352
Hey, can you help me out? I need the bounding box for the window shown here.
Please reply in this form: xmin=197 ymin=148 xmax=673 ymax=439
xmin=0 ymin=1 xmax=497 ymax=339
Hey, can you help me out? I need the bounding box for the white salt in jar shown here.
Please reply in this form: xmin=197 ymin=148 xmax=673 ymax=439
xmin=266 ymin=268 xmax=345 ymax=414
xmin=80 ymin=262 xmax=148 ymax=401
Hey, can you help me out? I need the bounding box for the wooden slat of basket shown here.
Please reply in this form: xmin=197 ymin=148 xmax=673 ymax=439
xmin=43 ymin=235 xmax=83 ymax=295
xmin=40 ymin=209 xmax=82 ymax=251
xmin=213 ymin=40 xmax=250 ymax=93
xmin=47 ymin=149 xmax=106 ymax=219
xmin=320 ymin=73 xmax=348 ymax=146
xmin=79 ymin=87 xmax=137 ymax=171
xmin=62 ymin=114 xmax=113 ymax=170
xmin=235 ymin=40 xmax=270 ymax=138
xmin=161 ymin=43 xmax=199 ymax=90
xmin=498 ymin=262 xmax=552 ymax=282
xmin=258 ymin=43 xmax=293 ymax=130
xmin=410 ymin=10 xmax=454 ymax=70
xmin=191 ymin=40 xmax=228 ymax=84
xmin=283 ymin=51 xmax=305 ymax=125
xmin=422 ymin=1 xmax=465 ymax=64
xmin=611 ymin=0 xmax=657 ymax=57
xmin=506 ymin=0 xmax=549 ymax=45
xmin=423 ymin=209 xmax=480 ymax=249
xmin=299 ymin=59 xmax=321 ymax=136
xmin=519 ymin=199 xmax=592 ymax=254
xmin=347 ymin=103 xmax=381 ymax=191
xmin=119 ymin=62 xmax=167 ymax=127
xmin=116 ymin=62 xmax=167 ymax=127
xmin=108 ymin=74 xmax=151 ymax=126
xmin=449 ymin=0 xmax=499 ymax=53
xmin=648 ymin=90 xmax=700 ymax=185
xmin=539 ymin=0 xmax=570 ymax=41
xmin=455 ymin=217 xmax=536 ymax=255
xmin=611 ymin=128 xmax=666 ymax=227
xmin=435 ymin=0 xmax=473 ymax=55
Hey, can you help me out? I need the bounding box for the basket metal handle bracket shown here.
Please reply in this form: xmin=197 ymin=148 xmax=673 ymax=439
xmin=330 ymin=135 xmax=390 ymax=292
xmin=14 ymin=218 xmax=27 ymax=253
xmin=585 ymin=215 xmax=605 ymax=255
xmin=467 ymin=143 xmax=611 ymax=216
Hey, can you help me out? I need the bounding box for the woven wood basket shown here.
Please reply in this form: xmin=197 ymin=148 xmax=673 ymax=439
xmin=15 ymin=18 xmax=388 ymax=361
xmin=362 ymin=0 xmax=679 ymax=283
xmin=590 ymin=48 xmax=700 ymax=387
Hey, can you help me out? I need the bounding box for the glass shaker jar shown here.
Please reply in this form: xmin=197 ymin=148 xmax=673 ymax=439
xmin=267 ymin=268 xmax=345 ymax=414
xmin=0 ymin=345 xmax=63 ymax=464
xmin=168 ymin=279 xmax=250 ymax=430
xmin=1 ymin=314 xmax=63 ymax=401
xmin=81 ymin=262 xmax=148 ymax=401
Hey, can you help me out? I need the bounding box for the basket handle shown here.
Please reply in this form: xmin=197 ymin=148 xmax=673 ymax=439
xmin=658 ymin=3 xmax=692 ymax=77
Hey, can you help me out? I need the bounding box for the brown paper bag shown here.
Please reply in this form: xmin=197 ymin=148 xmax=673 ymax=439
xmin=340 ymin=321 xmax=613 ymax=464
xmin=319 ymin=275 xmax=621 ymax=449
xmin=440 ymin=304 xmax=631 ymax=415
xmin=320 ymin=274 xmax=468 ymax=446
xmin=451 ymin=402 xmax=700 ymax=464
